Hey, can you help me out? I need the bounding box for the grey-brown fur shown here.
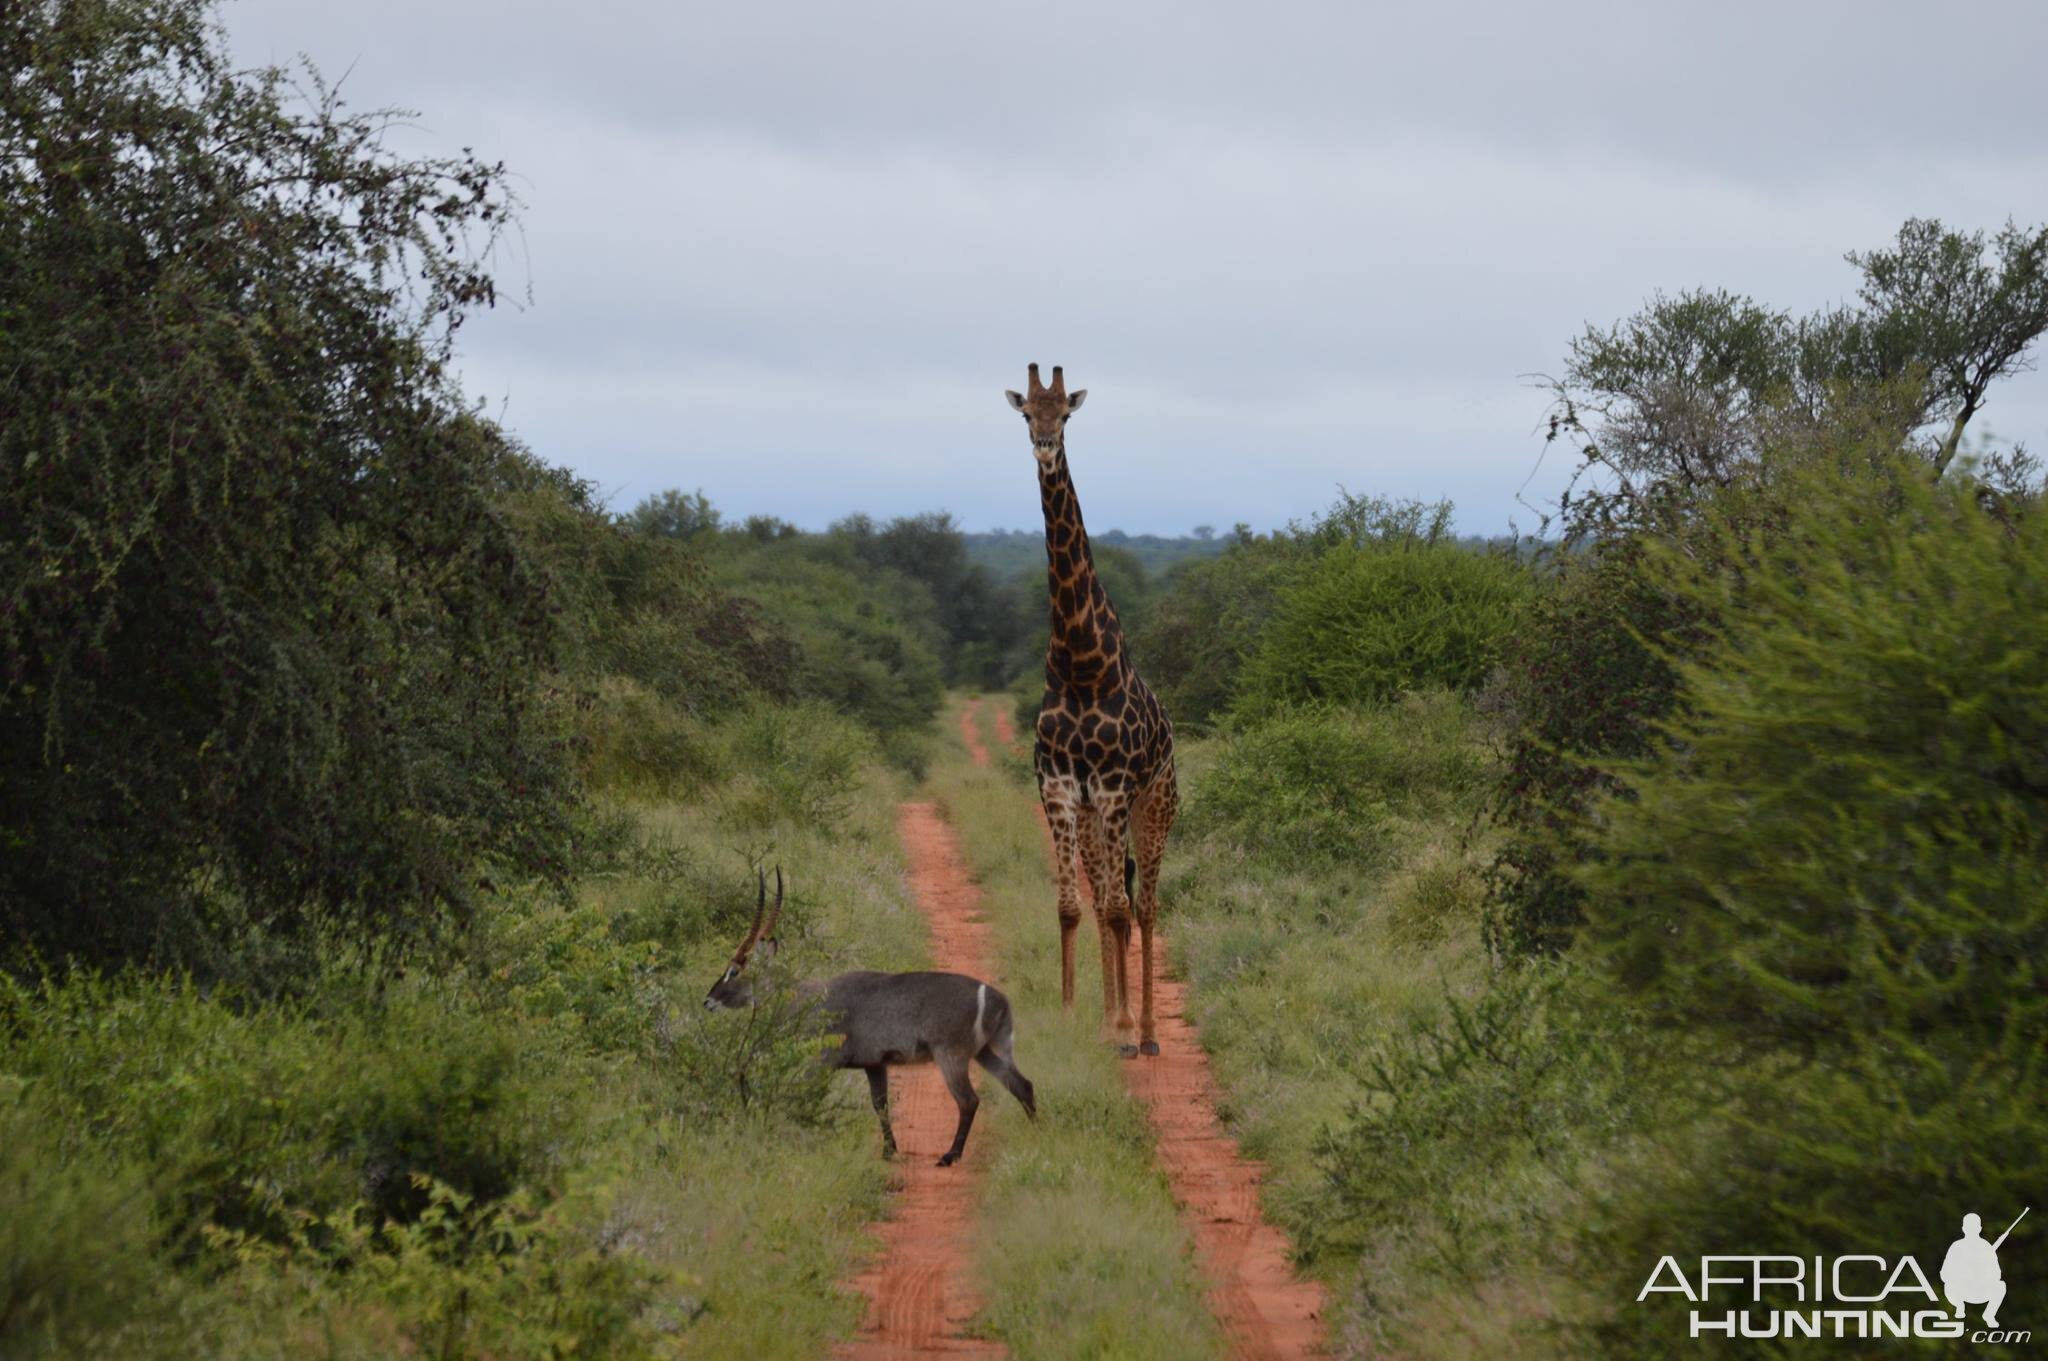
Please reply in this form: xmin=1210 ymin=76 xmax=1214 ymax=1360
xmin=704 ymin=871 xmax=1036 ymax=1166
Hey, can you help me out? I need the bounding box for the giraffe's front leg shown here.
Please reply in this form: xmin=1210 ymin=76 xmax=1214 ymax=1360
xmin=1041 ymin=788 xmax=1085 ymax=1009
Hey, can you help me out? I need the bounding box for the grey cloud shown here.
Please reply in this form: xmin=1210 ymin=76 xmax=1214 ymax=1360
xmin=227 ymin=0 xmax=2048 ymax=534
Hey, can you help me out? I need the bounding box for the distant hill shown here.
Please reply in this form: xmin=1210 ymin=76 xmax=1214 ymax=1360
xmin=964 ymin=528 xmax=1233 ymax=581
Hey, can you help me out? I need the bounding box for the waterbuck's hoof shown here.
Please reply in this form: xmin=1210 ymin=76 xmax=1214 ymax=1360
xmin=1117 ymin=1042 xmax=1140 ymax=1059
xmin=1139 ymin=1040 xmax=1161 ymax=1057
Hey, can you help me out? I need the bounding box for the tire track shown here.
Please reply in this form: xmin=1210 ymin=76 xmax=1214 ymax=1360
xmin=834 ymin=799 xmax=1005 ymax=1360
xmin=957 ymin=700 xmax=991 ymax=768
xmin=989 ymin=702 xmax=1023 ymax=757
xmin=1023 ymin=777 xmax=1326 ymax=1358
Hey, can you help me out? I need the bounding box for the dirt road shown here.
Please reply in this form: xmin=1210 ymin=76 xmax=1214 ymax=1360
xmin=834 ymin=801 xmax=1005 ymax=1360
xmin=967 ymin=695 xmax=1327 ymax=1358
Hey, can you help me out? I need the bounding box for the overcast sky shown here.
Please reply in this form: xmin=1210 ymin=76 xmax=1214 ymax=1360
xmin=225 ymin=0 xmax=2048 ymax=537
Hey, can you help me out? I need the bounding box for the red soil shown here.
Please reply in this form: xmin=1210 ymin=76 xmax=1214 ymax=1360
xmin=1124 ymin=938 xmax=1328 ymax=1358
xmin=834 ymin=801 xmax=1005 ymax=1360
xmin=1040 ymin=813 xmax=1329 ymax=1359
xmin=957 ymin=699 xmax=991 ymax=769
xmin=989 ymin=705 xmax=1021 ymax=757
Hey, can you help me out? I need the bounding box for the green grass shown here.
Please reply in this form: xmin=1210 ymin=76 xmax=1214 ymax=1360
xmin=929 ymin=695 xmax=1224 ymax=1361
xmin=1157 ymin=692 xmax=1604 ymax=1359
xmin=2 ymin=741 xmax=930 ymax=1359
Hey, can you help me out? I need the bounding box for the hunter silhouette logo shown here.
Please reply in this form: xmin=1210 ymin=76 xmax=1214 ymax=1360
xmin=1944 ymin=1208 xmax=2026 ymax=1330
xmin=1636 ymin=1205 xmax=2031 ymax=1343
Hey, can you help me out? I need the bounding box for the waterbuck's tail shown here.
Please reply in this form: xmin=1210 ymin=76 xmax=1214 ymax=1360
xmin=972 ymin=983 xmax=1035 ymax=1118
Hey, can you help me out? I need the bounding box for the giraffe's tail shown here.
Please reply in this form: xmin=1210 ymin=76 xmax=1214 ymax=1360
xmin=1124 ymin=853 xmax=1136 ymax=904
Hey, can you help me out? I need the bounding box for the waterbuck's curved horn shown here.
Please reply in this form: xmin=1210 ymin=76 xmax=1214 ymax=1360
xmin=1026 ymin=362 xmax=1045 ymax=396
xmin=762 ymin=866 xmax=785 ymax=942
xmin=730 ymin=869 xmax=768 ymax=968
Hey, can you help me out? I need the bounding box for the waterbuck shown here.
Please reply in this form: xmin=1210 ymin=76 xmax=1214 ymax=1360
xmin=703 ymin=869 xmax=1036 ymax=1166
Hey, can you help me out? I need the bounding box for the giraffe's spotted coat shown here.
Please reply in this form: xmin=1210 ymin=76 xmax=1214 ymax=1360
xmin=1004 ymin=363 xmax=1180 ymax=1053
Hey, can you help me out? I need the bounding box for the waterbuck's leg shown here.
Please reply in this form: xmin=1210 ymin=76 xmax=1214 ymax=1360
xmin=976 ymin=1045 xmax=1036 ymax=1119
xmin=864 ymin=1065 xmax=896 ymax=1159
xmin=1042 ymin=786 xmax=1085 ymax=1009
xmin=934 ymin=1051 xmax=979 ymax=1167
xmin=1131 ymin=763 xmax=1178 ymax=1058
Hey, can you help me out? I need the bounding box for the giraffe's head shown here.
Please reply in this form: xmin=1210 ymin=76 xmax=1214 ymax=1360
xmin=1004 ymin=363 xmax=1087 ymax=465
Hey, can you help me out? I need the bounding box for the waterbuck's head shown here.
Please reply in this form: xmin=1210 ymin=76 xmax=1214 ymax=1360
xmin=704 ymin=867 xmax=783 ymax=1010
xmin=1004 ymin=363 xmax=1087 ymax=466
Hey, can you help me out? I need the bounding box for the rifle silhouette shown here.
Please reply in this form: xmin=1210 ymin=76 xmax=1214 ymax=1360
xmin=1992 ymin=1207 xmax=2029 ymax=1253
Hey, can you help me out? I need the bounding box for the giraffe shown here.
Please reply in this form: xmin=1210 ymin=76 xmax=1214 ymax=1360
xmin=1003 ymin=363 xmax=1179 ymax=1057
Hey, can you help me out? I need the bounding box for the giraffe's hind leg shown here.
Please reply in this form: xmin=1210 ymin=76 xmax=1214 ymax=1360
xmin=1080 ymin=795 xmax=1138 ymax=1052
xmin=1130 ymin=761 xmax=1179 ymax=1057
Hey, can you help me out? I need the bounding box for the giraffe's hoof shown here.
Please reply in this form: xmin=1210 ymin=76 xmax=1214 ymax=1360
xmin=1117 ymin=1042 xmax=1140 ymax=1059
xmin=1139 ymin=1040 xmax=1161 ymax=1057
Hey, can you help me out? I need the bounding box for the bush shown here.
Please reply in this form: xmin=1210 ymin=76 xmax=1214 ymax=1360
xmin=1578 ymin=459 xmax=2046 ymax=1055
xmin=1137 ymin=494 xmax=1468 ymax=729
xmin=1566 ymin=458 xmax=2048 ymax=1349
xmin=1184 ymin=693 xmax=1491 ymax=865
xmin=1482 ymin=541 xmax=1702 ymax=957
xmin=0 ymin=1 xmax=577 ymax=966
xmin=1315 ymin=968 xmax=1652 ymax=1279
xmin=0 ymin=970 xmax=576 ymax=1245
xmin=0 ymin=1089 xmax=168 ymax=1355
xmin=1232 ymin=543 xmax=1531 ymax=717
xmin=205 ymin=1175 xmax=676 ymax=1361
xmin=651 ymin=984 xmax=845 ymax=1131
xmin=576 ymin=676 xmax=726 ymax=799
xmin=708 ymin=542 xmax=944 ymax=757
xmin=715 ymin=703 xmax=877 ymax=835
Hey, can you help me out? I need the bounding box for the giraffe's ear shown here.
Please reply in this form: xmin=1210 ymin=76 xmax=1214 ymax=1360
xmin=1066 ymin=389 xmax=1087 ymax=414
xmin=1005 ymin=390 xmax=1027 ymax=412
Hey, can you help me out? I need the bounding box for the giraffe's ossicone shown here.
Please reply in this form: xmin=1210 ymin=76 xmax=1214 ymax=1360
xmin=1003 ymin=363 xmax=1179 ymax=1056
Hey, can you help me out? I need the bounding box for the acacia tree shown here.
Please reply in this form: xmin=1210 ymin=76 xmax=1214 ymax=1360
xmin=1490 ymin=218 xmax=2047 ymax=956
xmin=0 ymin=0 xmax=576 ymax=965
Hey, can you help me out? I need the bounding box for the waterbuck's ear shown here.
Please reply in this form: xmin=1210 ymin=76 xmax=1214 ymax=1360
xmin=1066 ymin=389 xmax=1087 ymax=414
xmin=756 ymin=936 xmax=779 ymax=966
xmin=1005 ymin=390 xmax=1026 ymax=412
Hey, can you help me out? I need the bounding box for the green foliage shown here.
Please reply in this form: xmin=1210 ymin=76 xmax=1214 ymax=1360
xmin=1232 ymin=544 xmax=1531 ymax=715
xmin=831 ymin=510 xmax=1014 ymax=686
xmin=0 ymin=0 xmax=577 ymax=966
xmin=1579 ymin=459 xmax=2047 ymax=1054
xmin=0 ymin=1088 xmax=167 ymax=1355
xmin=1483 ymin=541 xmax=1702 ymax=957
xmin=1316 ymin=968 xmax=1653 ymax=1280
xmin=1185 ymin=693 xmax=1491 ymax=866
xmin=206 ymin=1175 xmax=676 ymax=1361
xmin=1556 ymin=458 xmax=2048 ymax=1352
xmin=1490 ymin=217 xmax=2048 ymax=961
xmin=706 ymin=536 xmax=944 ymax=761
xmin=715 ymin=702 xmax=877 ymax=834
xmin=624 ymin=486 xmax=721 ymax=541
xmin=1139 ymin=494 xmax=1468 ymax=728
xmin=574 ymin=676 xmax=726 ymax=799
xmin=655 ymin=985 xmax=845 ymax=1130
xmin=0 ymin=969 xmax=575 ymax=1243
xmin=962 ymin=526 xmax=1230 ymax=583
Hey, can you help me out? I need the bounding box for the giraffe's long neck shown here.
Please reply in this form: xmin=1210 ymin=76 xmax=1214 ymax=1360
xmin=1039 ymin=441 xmax=1127 ymax=691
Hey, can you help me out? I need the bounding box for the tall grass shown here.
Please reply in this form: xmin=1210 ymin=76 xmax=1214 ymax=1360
xmin=1160 ymin=690 xmax=1627 ymax=1358
xmin=1 ymin=712 xmax=929 ymax=1359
